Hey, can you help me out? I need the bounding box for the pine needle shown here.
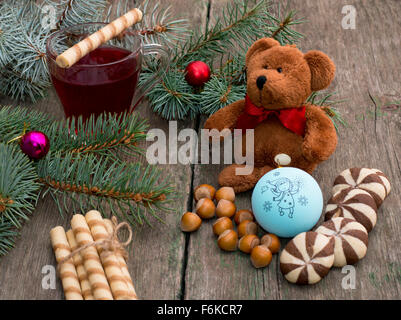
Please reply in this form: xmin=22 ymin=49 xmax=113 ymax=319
xmin=307 ymin=91 xmax=348 ymax=131
xmin=0 ymin=143 xmax=40 ymax=231
xmin=36 ymin=152 xmax=175 ymax=225
xmin=0 ymin=220 xmax=19 ymax=257
xmin=0 ymin=0 xmax=192 ymax=102
xmin=140 ymin=0 xmax=306 ymax=120
xmin=0 ymin=105 xmax=176 ymax=256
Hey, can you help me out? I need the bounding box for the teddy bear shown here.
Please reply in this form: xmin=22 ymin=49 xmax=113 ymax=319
xmin=204 ymin=37 xmax=338 ymax=193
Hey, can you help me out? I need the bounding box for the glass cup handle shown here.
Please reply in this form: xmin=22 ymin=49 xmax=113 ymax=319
xmin=131 ymin=43 xmax=169 ymax=110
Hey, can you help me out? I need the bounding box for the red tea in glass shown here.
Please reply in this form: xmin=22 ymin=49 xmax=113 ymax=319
xmin=47 ymin=23 xmax=167 ymax=121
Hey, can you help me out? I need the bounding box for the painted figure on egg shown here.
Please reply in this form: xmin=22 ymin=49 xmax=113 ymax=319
xmin=267 ymin=178 xmax=300 ymax=218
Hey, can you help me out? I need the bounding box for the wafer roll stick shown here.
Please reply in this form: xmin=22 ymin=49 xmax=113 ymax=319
xmin=66 ymin=230 xmax=94 ymax=300
xmin=85 ymin=210 xmax=132 ymax=300
xmin=104 ymin=218 xmax=138 ymax=299
xmin=71 ymin=214 xmax=113 ymax=300
xmin=50 ymin=226 xmax=83 ymax=300
xmin=56 ymin=8 xmax=143 ymax=68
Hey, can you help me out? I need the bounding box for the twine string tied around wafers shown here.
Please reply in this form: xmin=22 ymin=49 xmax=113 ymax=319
xmin=58 ymin=216 xmax=132 ymax=270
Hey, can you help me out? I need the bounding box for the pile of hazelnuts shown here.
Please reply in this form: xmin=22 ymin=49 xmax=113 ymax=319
xmin=180 ymin=184 xmax=280 ymax=269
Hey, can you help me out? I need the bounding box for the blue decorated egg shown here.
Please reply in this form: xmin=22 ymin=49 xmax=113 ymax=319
xmin=251 ymin=167 xmax=323 ymax=238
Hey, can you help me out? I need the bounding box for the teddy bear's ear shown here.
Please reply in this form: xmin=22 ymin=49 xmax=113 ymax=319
xmin=246 ymin=38 xmax=280 ymax=66
xmin=304 ymin=50 xmax=336 ymax=91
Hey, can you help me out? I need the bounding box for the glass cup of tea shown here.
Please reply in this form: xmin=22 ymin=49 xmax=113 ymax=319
xmin=46 ymin=22 xmax=169 ymax=121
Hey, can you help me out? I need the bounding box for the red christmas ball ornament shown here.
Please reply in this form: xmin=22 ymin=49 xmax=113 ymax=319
xmin=20 ymin=131 xmax=50 ymax=160
xmin=185 ymin=61 xmax=211 ymax=86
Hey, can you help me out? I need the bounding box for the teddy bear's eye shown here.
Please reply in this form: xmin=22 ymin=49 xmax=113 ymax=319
xmin=263 ymin=65 xmax=269 ymax=69
xmin=277 ymin=67 xmax=283 ymax=73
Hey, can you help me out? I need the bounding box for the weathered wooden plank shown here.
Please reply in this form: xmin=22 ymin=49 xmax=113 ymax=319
xmin=185 ymin=0 xmax=401 ymax=299
xmin=184 ymin=0 xmax=281 ymax=300
xmin=277 ymin=0 xmax=401 ymax=300
xmin=0 ymin=0 xmax=209 ymax=299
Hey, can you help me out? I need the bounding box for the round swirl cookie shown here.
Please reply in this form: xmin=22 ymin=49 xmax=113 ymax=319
xmin=324 ymin=188 xmax=377 ymax=232
xmin=325 ymin=187 xmax=377 ymax=232
xmin=332 ymin=168 xmax=387 ymax=207
xmin=316 ymin=218 xmax=368 ymax=267
xmin=371 ymin=168 xmax=391 ymax=198
xmin=280 ymin=232 xmax=335 ymax=285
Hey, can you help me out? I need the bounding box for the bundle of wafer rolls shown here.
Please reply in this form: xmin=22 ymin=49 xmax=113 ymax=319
xmin=50 ymin=210 xmax=138 ymax=300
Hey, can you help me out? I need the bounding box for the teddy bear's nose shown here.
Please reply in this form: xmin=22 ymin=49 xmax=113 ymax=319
xmin=256 ymin=76 xmax=267 ymax=90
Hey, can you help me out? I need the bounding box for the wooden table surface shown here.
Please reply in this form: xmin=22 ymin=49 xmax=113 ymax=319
xmin=0 ymin=0 xmax=400 ymax=300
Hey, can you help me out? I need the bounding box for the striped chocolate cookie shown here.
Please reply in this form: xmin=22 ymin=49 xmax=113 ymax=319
xmin=325 ymin=187 xmax=377 ymax=232
xmin=332 ymin=168 xmax=387 ymax=207
xmin=280 ymin=232 xmax=335 ymax=285
xmin=316 ymin=218 xmax=368 ymax=267
xmin=371 ymin=168 xmax=391 ymax=197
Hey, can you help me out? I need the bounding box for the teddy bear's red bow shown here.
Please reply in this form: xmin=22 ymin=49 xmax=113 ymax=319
xmin=236 ymin=95 xmax=306 ymax=136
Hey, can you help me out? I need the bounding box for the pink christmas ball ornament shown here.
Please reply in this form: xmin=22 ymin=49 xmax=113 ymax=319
xmin=20 ymin=131 xmax=50 ymax=160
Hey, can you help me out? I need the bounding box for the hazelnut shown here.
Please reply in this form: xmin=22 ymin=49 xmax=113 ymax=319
xmin=216 ymin=199 xmax=236 ymax=218
xmin=212 ymin=217 xmax=233 ymax=236
xmin=260 ymin=234 xmax=281 ymax=254
xmin=250 ymin=245 xmax=272 ymax=268
xmin=195 ymin=198 xmax=215 ymax=219
xmin=237 ymin=220 xmax=258 ymax=238
xmin=238 ymin=234 xmax=260 ymax=254
xmin=215 ymin=187 xmax=235 ymax=202
xmin=194 ymin=184 xmax=216 ymax=201
xmin=180 ymin=212 xmax=202 ymax=232
xmin=234 ymin=209 xmax=254 ymax=225
xmin=217 ymin=229 xmax=238 ymax=251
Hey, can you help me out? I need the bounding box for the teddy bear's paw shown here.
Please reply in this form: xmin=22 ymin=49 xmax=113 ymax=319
xmin=302 ymin=141 xmax=333 ymax=163
xmin=218 ymin=164 xmax=273 ymax=193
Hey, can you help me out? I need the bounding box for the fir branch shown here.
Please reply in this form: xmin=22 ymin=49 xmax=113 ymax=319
xmin=199 ymin=76 xmax=246 ymax=115
xmin=0 ymin=7 xmax=14 ymax=67
xmin=214 ymin=53 xmax=247 ymax=86
xmin=0 ymin=0 xmax=193 ymax=102
xmin=47 ymin=0 xmax=108 ymax=29
xmin=136 ymin=0 xmax=191 ymax=49
xmin=141 ymin=0 xmax=305 ymax=119
xmin=140 ymin=68 xmax=198 ymax=120
xmin=0 ymin=220 xmax=18 ymax=258
xmin=0 ymin=1 xmax=51 ymax=101
xmin=266 ymin=10 xmax=304 ymax=44
xmin=49 ymin=111 xmax=148 ymax=157
xmin=0 ymin=106 xmax=148 ymax=159
xmin=177 ymin=0 xmax=269 ymax=65
xmin=0 ymin=104 xmax=176 ymax=236
xmin=0 ymin=106 xmax=52 ymax=144
xmin=55 ymin=0 xmax=74 ymax=29
xmin=36 ymin=152 xmax=175 ymax=225
xmin=307 ymin=91 xmax=347 ymax=131
xmin=0 ymin=68 xmax=50 ymax=102
xmin=5 ymin=31 xmax=49 ymax=84
xmin=0 ymin=198 xmax=14 ymax=214
xmin=1 ymin=0 xmax=305 ymax=118
xmin=0 ymin=143 xmax=40 ymax=229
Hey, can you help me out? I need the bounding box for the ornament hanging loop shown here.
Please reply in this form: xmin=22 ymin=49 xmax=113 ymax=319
xmin=274 ymin=153 xmax=292 ymax=168
xmin=7 ymin=122 xmax=29 ymax=144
